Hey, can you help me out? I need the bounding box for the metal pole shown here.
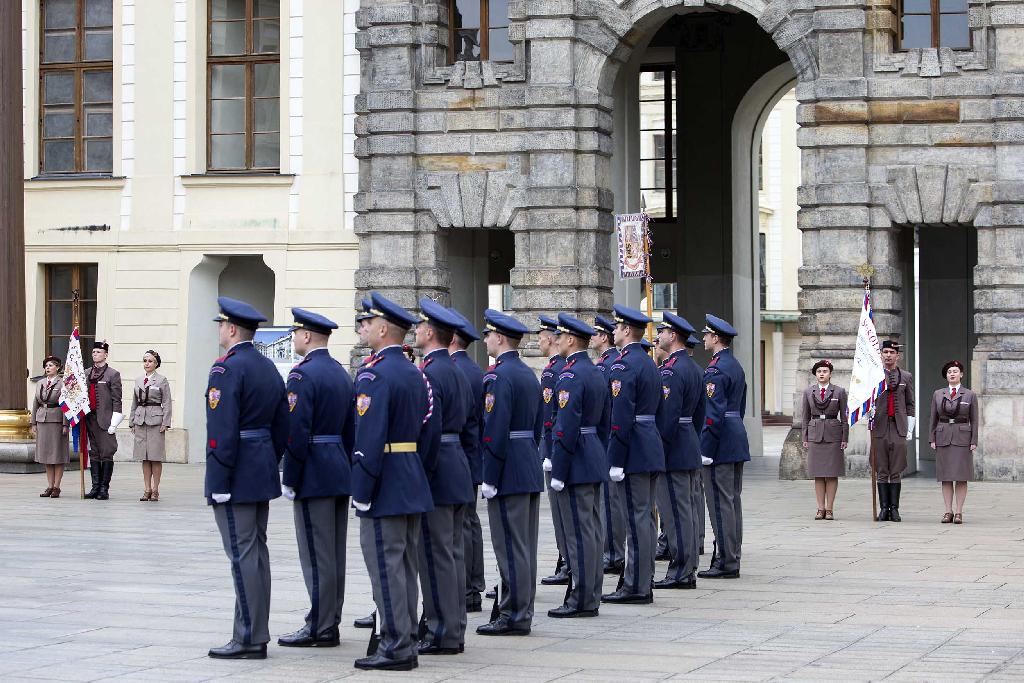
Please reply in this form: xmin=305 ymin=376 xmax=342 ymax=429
xmin=73 ymin=293 xmax=86 ymax=498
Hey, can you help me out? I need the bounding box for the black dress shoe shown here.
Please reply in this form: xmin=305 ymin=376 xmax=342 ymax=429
xmin=541 ymin=568 xmax=570 ymax=586
xmin=697 ymin=566 xmax=739 ymax=579
xmin=354 ymin=653 xmax=418 ymax=670
xmin=602 ymin=560 xmax=624 ymax=575
xmin=277 ymin=625 xmax=340 ymax=647
xmin=467 ymin=592 xmax=482 ymax=612
xmin=600 ymin=589 xmax=653 ymax=604
xmin=417 ymin=641 xmax=461 ymax=655
xmin=547 ymin=604 xmax=599 ymax=618
xmin=654 ymin=576 xmax=697 ymax=590
xmin=208 ymin=640 xmax=267 ymax=659
xmin=353 ymin=612 xmax=374 ymax=629
xmin=476 ymin=616 xmax=531 ymax=636
xmin=485 ymin=586 xmax=497 ymax=600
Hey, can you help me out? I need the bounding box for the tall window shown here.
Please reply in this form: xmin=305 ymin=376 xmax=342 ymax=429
xmin=759 ymin=232 xmax=767 ymax=310
xmin=639 ymin=67 xmax=675 ymax=219
xmin=39 ymin=0 xmax=114 ymax=175
xmin=899 ymin=0 xmax=969 ymax=49
xmin=449 ymin=0 xmax=512 ymax=63
xmin=207 ymin=0 xmax=281 ymax=171
xmin=45 ymin=264 xmax=98 ymax=360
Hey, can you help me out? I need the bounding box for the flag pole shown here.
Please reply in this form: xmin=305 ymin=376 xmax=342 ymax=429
xmin=864 ymin=277 xmax=878 ymax=522
xmin=73 ymin=290 xmax=85 ymax=499
xmin=643 ymin=215 xmax=655 ymax=348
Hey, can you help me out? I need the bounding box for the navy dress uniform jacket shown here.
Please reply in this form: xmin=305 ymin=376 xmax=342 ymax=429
xmin=420 ymin=350 xmax=475 ymax=505
xmin=550 ymin=353 xmax=611 ymax=485
xmin=596 ymin=348 xmax=620 ymax=376
xmin=281 ymin=347 xmax=355 ymax=499
xmin=481 ymin=351 xmax=544 ymax=495
xmin=607 ymin=342 xmax=666 ymax=474
xmin=656 ymin=350 xmax=706 ymax=472
xmin=351 ymin=345 xmax=438 ymax=517
xmin=204 ymin=341 xmax=289 ymax=504
xmin=538 ymin=355 xmax=567 ymax=460
xmin=451 ymin=350 xmax=484 ymax=485
xmin=700 ymin=347 xmax=751 ymax=464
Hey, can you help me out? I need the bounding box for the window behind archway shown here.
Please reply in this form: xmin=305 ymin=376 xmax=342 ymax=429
xmin=449 ymin=0 xmax=512 ymax=63
xmin=899 ymin=0 xmax=969 ymax=49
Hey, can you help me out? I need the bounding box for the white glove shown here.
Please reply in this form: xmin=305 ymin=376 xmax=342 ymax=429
xmin=609 ymin=466 xmax=625 ymax=482
xmin=701 ymin=456 xmax=713 ymax=466
xmin=550 ymin=478 xmax=565 ymax=492
xmin=481 ymin=483 xmax=498 ymax=499
xmin=906 ymin=416 xmax=916 ymax=441
xmin=107 ymin=412 xmax=124 ymax=434
xmin=542 ymin=458 xmax=552 ymax=472
xmin=282 ymin=485 xmax=296 ymax=501
xmin=212 ymin=493 xmax=231 ymax=504
xmin=353 ymin=500 xmax=371 ymax=512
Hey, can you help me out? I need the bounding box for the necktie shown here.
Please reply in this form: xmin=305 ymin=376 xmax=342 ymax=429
xmin=144 ymin=377 xmax=149 ymax=386
xmin=951 ymin=387 xmax=956 ymax=399
xmin=820 ymin=387 xmax=825 ymax=402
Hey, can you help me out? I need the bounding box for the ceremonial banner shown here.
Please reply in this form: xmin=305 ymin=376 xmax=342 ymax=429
xmin=616 ymin=213 xmax=649 ymax=279
xmin=847 ymin=288 xmax=886 ymax=427
xmin=60 ymin=328 xmax=91 ymax=470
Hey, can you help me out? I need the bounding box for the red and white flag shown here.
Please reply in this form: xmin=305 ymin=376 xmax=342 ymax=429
xmin=60 ymin=327 xmax=91 ymax=427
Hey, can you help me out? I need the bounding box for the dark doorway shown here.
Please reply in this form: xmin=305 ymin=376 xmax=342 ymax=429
xmin=448 ymin=227 xmax=514 ymax=365
xmin=902 ymin=224 xmax=978 ymax=475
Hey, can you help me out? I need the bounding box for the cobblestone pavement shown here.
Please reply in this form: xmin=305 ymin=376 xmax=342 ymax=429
xmin=1 ymin=458 xmax=1022 ymax=682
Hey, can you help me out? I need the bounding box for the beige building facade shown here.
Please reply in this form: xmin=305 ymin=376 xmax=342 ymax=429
xmin=21 ymin=0 xmax=362 ymax=463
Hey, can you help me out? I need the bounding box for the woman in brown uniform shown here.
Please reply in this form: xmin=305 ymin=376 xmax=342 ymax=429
xmin=129 ymin=350 xmax=172 ymax=501
xmin=801 ymin=360 xmax=849 ymax=520
xmin=929 ymin=360 xmax=977 ymax=524
xmin=31 ymin=356 xmax=69 ymax=498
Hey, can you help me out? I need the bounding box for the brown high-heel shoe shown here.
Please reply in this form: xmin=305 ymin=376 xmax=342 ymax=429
xmin=40 ymin=487 xmax=53 ymax=497
xmin=824 ymin=510 xmax=834 ymax=520
xmin=50 ymin=487 xmax=60 ymax=498
xmin=953 ymin=513 xmax=963 ymax=525
xmin=150 ymin=491 xmax=159 ymax=502
xmin=941 ymin=512 xmax=953 ymax=523
xmin=140 ymin=491 xmax=151 ymax=501
xmin=814 ymin=509 xmax=825 ymax=520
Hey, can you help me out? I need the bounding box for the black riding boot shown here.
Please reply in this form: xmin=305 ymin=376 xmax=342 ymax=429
xmin=889 ymin=482 xmax=902 ymax=522
xmin=84 ymin=461 xmax=102 ymax=499
xmin=97 ymin=461 xmax=114 ymax=500
xmin=875 ymin=483 xmax=889 ymax=522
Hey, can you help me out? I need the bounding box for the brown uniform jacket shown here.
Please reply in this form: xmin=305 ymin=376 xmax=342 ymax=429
xmin=871 ymin=367 xmax=914 ymax=438
xmin=929 ymin=387 xmax=978 ymax=448
xmin=800 ymin=384 xmax=849 ymax=444
xmin=129 ymin=373 xmax=172 ymax=428
xmin=31 ymin=377 xmax=67 ymax=426
xmin=89 ymin=364 xmax=123 ymax=430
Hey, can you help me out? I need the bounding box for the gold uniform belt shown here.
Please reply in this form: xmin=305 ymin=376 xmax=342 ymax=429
xmin=384 ymin=442 xmax=417 ymax=453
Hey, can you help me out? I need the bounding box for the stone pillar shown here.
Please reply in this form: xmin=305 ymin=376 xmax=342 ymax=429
xmin=352 ymin=1 xmax=450 ymax=323
xmin=973 ymin=8 xmax=1024 ymax=480
xmin=0 ymin=0 xmax=33 ymax=458
xmin=507 ymin=9 xmax=614 ymax=363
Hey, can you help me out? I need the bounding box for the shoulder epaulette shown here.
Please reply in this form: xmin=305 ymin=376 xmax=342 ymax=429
xmin=665 ymin=356 xmax=677 ymax=368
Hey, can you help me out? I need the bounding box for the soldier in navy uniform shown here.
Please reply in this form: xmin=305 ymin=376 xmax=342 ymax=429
xmin=654 ymin=313 xmax=705 ymax=590
xmin=277 ymin=308 xmax=354 ymax=649
xmin=546 ymin=314 xmax=610 ymax=618
xmin=477 ymin=309 xmax=544 ymax=636
xmin=205 ymin=297 xmax=289 ymax=660
xmin=413 ymin=298 xmax=475 ymax=655
xmin=350 ymin=292 xmax=438 ymax=671
xmin=592 ymin=314 xmax=625 ymax=574
xmin=601 ymin=305 xmax=666 ymax=605
xmin=447 ymin=307 xmax=487 ymax=613
xmin=538 ymin=315 xmax=570 ymax=587
xmin=686 ymin=333 xmax=710 ymax=556
xmin=697 ymin=315 xmax=750 ymax=580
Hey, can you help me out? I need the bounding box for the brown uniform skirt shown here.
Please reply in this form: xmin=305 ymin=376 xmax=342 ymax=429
xmin=807 ymin=438 xmax=845 ymax=478
xmin=34 ymin=422 xmax=70 ymax=465
xmin=935 ymin=445 xmax=973 ymax=482
xmin=132 ymin=424 xmax=166 ymax=462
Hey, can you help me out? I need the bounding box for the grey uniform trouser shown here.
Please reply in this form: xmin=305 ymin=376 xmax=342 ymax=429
xmin=703 ymin=462 xmax=744 ymax=572
xmin=621 ymin=472 xmax=658 ymax=596
xmin=601 ymin=480 xmax=626 ymax=565
xmin=553 ymin=483 xmax=604 ymax=611
xmin=698 ymin=477 xmax=707 ymax=551
xmin=214 ymin=501 xmax=271 ymax=646
xmin=656 ymin=470 xmax=701 ymax=581
xmin=293 ymin=496 xmax=349 ymax=636
xmin=463 ymin=489 xmax=486 ymax=595
xmin=487 ymin=493 xmax=540 ymax=627
xmin=545 ymin=469 xmax=569 ymax=568
xmin=419 ymin=504 xmax=467 ymax=648
xmin=360 ymin=514 xmax=420 ymax=660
